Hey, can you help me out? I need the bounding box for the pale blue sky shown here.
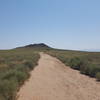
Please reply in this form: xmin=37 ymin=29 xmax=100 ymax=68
xmin=0 ymin=0 xmax=100 ymax=50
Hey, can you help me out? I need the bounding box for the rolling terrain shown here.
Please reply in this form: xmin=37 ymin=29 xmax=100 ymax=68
xmin=0 ymin=43 xmax=100 ymax=100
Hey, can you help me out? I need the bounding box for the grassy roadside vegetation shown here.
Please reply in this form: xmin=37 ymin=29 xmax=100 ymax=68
xmin=45 ymin=49 xmax=100 ymax=81
xmin=0 ymin=48 xmax=40 ymax=100
xmin=0 ymin=44 xmax=100 ymax=100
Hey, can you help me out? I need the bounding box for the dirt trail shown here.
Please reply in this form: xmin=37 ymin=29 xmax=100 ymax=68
xmin=17 ymin=53 xmax=100 ymax=100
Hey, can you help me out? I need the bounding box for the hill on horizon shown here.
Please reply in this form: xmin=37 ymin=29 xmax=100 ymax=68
xmin=15 ymin=43 xmax=100 ymax=52
xmin=16 ymin=43 xmax=51 ymax=49
xmin=0 ymin=42 xmax=100 ymax=100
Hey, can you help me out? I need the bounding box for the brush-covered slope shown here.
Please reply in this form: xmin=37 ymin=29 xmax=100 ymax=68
xmin=45 ymin=49 xmax=100 ymax=81
xmin=0 ymin=47 xmax=40 ymax=100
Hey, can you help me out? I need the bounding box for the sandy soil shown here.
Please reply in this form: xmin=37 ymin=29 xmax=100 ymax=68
xmin=17 ymin=53 xmax=100 ymax=100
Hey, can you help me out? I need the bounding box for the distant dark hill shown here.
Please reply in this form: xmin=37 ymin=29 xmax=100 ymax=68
xmin=25 ymin=43 xmax=50 ymax=48
xmin=17 ymin=43 xmax=51 ymax=49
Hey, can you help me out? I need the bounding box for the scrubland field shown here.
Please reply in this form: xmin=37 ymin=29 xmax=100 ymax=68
xmin=0 ymin=45 xmax=100 ymax=100
xmin=0 ymin=48 xmax=40 ymax=100
xmin=45 ymin=49 xmax=100 ymax=81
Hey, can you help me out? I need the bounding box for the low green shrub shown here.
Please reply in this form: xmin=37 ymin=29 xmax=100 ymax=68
xmin=14 ymin=71 xmax=29 ymax=85
xmin=46 ymin=50 xmax=100 ymax=81
xmin=23 ymin=60 xmax=34 ymax=70
xmin=96 ymin=72 xmax=100 ymax=81
xmin=1 ymin=66 xmax=30 ymax=84
xmin=69 ymin=57 xmax=82 ymax=70
xmin=0 ymin=79 xmax=18 ymax=100
xmin=69 ymin=57 xmax=100 ymax=77
xmin=88 ymin=65 xmax=100 ymax=77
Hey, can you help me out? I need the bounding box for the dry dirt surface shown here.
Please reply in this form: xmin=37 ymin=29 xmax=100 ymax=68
xmin=17 ymin=53 xmax=100 ymax=100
